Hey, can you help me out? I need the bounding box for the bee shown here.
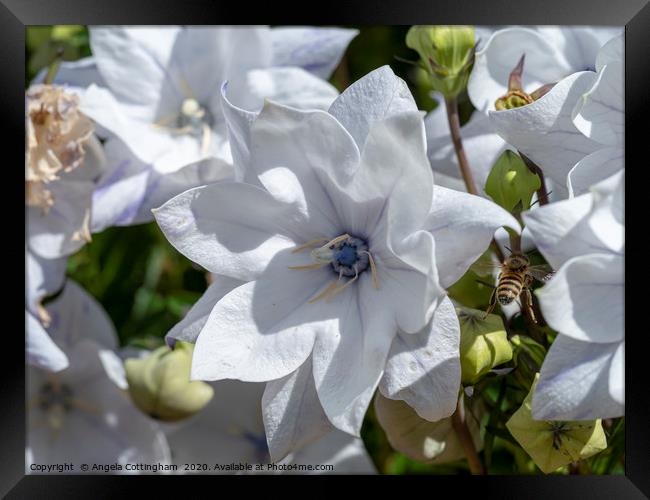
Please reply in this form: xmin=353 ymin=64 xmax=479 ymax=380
xmin=477 ymin=252 xmax=554 ymax=322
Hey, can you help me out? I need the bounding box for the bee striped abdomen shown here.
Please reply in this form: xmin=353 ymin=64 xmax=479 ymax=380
xmin=496 ymin=271 xmax=525 ymax=305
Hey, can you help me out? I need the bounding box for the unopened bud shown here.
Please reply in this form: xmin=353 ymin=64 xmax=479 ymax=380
xmin=458 ymin=307 xmax=513 ymax=385
xmin=124 ymin=342 xmax=213 ymax=422
xmin=406 ymin=25 xmax=476 ymax=99
xmin=374 ymin=393 xmax=484 ymax=464
xmin=485 ymin=150 xmax=541 ymax=214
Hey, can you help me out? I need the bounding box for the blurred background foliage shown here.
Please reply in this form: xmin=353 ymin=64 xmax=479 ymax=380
xmin=26 ymin=26 xmax=624 ymax=475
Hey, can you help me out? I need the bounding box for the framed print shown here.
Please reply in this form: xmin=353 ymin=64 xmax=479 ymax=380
xmin=4 ymin=0 xmax=648 ymax=497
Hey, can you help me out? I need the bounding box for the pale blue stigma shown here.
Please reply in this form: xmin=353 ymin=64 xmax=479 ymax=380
xmin=334 ymin=244 xmax=358 ymax=267
xmin=331 ymin=236 xmax=369 ymax=277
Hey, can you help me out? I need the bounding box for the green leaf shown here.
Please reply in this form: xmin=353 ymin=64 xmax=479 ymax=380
xmin=485 ymin=150 xmax=541 ymax=213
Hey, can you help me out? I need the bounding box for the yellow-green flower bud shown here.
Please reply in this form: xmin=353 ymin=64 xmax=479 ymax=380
xmin=506 ymin=374 xmax=607 ymax=474
xmin=485 ymin=150 xmax=541 ymax=213
xmin=125 ymin=342 xmax=213 ymax=422
xmin=458 ymin=307 xmax=513 ymax=385
xmin=406 ymin=25 xmax=476 ymax=99
xmin=374 ymin=393 xmax=484 ymax=464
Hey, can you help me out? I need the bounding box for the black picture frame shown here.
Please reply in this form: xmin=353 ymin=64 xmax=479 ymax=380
xmin=6 ymin=1 xmax=648 ymax=497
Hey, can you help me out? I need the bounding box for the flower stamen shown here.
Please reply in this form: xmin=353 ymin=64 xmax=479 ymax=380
xmin=291 ymin=237 xmax=330 ymax=254
xmin=291 ymin=233 xmax=379 ymax=302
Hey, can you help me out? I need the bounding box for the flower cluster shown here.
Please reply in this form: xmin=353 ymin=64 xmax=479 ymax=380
xmin=25 ymin=24 xmax=624 ymax=475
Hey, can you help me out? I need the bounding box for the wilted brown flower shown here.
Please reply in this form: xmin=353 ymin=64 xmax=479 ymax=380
xmin=25 ymin=84 xmax=94 ymax=212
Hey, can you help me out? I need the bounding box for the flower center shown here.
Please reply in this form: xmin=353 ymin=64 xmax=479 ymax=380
xmin=177 ymin=98 xmax=214 ymax=133
xmin=39 ymin=381 xmax=75 ymax=411
xmin=152 ymin=97 xmax=213 ymax=154
xmin=330 ymin=236 xmax=369 ymax=277
xmin=289 ymin=234 xmax=379 ymax=303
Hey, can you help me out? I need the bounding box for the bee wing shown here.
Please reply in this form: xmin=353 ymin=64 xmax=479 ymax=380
xmin=526 ymin=264 xmax=555 ymax=282
xmin=470 ymin=260 xmax=502 ymax=277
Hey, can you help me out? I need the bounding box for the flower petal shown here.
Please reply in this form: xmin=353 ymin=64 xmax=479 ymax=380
xmin=572 ymin=61 xmax=623 ymax=147
xmin=338 ymin=111 xmax=432 ymax=242
xmin=327 ymin=112 xmax=444 ymax=332
xmin=488 ymin=71 xmax=600 ymax=193
xmin=588 ymin=170 xmax=624 ymax=253
xmin=534 ymin=27 xmax=618 ymax=72
xmin=29 ymin=341 xmax=172 ymax=468
xmin=166 ymin=275 xmax=244 ymax=344
xmin=28 ymin=179 xmax=94 ymax=259
xmin=532 ymin=335 xmax=623 ymax=420
xmin=153 ymin=181 xmax=304 ymax=280
xmin=220 ymin=67 xmax=340 ymax=185
xmin=379 ymin=297 xmax=460 ymax=422
xmin=468 ymin=27 xmax=573 ymax=112
xmin=170 ymin=27 xmax=270 ymax=110
xmin=164 ymin=380 xmax=267 ymax=466
xmin=26 ymin=250 xmax=66 ymax=318
xmin=288 ymin=430 xmax=376 ymax=474
xmin=328 ymin=65 xmax=418 ymax=150
xmin=270 ymin=27 xmax=358 ymax=79
xmin=44 ymin=280 xmax=119 ymax=350
xmin=191 ymin=249 xmax=334 ymax=382
xmin=426 ymin=185 xmax=520 ymax=288
xmin=595 ymin=34 xmax=623 ymax=72
xmin=89 ymin=26 xmax=180 ymax=118
xmin=536 ymin=253 xmax=623 ymax=343
xmin=26 ymin=311 xmax=69 ymax=372
xmin=262 ymin=357 xmax=333 ymax=462
xmin=523 ymin=193 xmax=597 ymax=269
xmin=249 ymin=100 xmax=360 ymax=236
xmin=312 ymin=278 xmax=398 ymax=436
xmin=229 ymin=67 xmax=339 ymax=113
xmin=91 ymin=138 xmax=234 ymax=232
xmin=80 ymin=84 xmax=209 ymax=170
xmin=220 ymin=81 xmax=260 ymax=184
xmin=567 ymin=147 xmax=623 ymax=197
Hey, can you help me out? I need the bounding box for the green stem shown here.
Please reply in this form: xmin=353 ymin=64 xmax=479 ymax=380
xmin=444 ymin=96 xmax=505 ymax=265
xmin=520 ymin=153 xmax=549 ymax=206
xmin=445 ymin=96 xmax=478 ymax=196
xmin=483 ymin=378 xmax=507 ymax=470
xmin=43 ymin=47 xmax=65 ymax=85
xmin=451 ymin=394 xmax=486 ymax=475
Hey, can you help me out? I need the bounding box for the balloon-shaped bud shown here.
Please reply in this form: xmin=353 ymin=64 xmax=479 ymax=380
xmin=374 ymin=393 xmax=484 ymax=464
xmin=485 ymin=150 xmax=541 ymax=214
xmin=458 ymin=307 xmax=513 ymax=385
xmin=406 ymin=25 xmax=476 ymax=98
xmin=124 ymin=342 xmax=213 ymax=422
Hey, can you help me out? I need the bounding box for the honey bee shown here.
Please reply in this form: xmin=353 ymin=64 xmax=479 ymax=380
xmin=477 ymin=252 xmax=554 ymax=322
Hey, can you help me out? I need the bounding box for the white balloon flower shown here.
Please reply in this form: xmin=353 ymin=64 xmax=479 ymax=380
xmin=153 ymin=66 xmax=519 ymax=451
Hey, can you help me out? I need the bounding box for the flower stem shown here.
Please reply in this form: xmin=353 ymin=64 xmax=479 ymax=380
xmin=451 ymin=394 xmax=486 ymax=475
xmin=43 ymin=47 xmax=65 ymax=85
xmin=444 ymin=97 xmax=505 ymax=264
xmin=445 ymin=97 xmax=479 ymax=196
xmin=520 ymin=153 xmax=549 ymax=206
